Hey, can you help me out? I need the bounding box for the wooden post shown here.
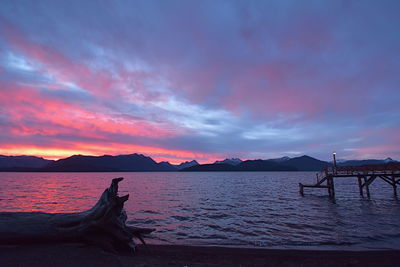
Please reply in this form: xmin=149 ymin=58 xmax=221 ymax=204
xmin=326 ymin=177 xmax=331 ymax=197
xmin=330 ymin=177 xmax=335 ymax=198
xmin=327 ymin=176 xmax=334 ymax=198
xmin=364 ymin=177 xmax=370 ymax=197
xmin=333 ymin=152 xmax=337 ymax=174
xmin=357 ymin=177 xmax=363 ymax=196
xmin=299 ymin=183 xmax=304 ymax=196
xmin=391 ymin=177 xmax=397 ymax=196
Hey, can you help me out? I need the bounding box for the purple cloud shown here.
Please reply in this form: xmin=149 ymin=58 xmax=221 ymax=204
xmin=0 ymin=0 xmax=399 ymax=162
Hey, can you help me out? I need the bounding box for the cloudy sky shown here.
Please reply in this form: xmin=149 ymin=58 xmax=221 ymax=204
xmin=0 ymin=0 xmax=399 ymax=163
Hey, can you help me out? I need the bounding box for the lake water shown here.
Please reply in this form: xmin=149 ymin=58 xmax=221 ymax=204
xmin=0 ymin=172 xmax=399 ymax=250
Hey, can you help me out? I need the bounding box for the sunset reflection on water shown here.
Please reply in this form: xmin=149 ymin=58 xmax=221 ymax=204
xmin=1 ymin=172 xmax=400 ymax=250
xmin=0 ymin=173 xmax=109 ymax=213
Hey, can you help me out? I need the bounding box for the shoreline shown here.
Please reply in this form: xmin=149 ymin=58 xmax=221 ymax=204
xmin=1 ymin=243 xmax=400 ymax=267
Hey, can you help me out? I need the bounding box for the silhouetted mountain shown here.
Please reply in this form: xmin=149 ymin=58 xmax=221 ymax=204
xmin=44 ymin=154 xmax=175 ymax=172
xmin=239 ymin=159 xmax=296 ymax=171
xmin=159 ymin=161 xmax=178 ymax=170
xmin=283 ymin=155 xmax=331 ymax=171
xmin=0 ymin=155 xmax=53 ymax=168
xmin=214 ymin=158 xmax=242 ymax=165
xmin=174 ymin=160 xmax=199 ymax=170
xmin=1 ymin=153 xmax=395 ymax=172
xmin=338 ymin=158 xmax=398 ymax=167
xmin=268 ymin=156 xmax=291 ymax=163
xmin=182 ymin=159 xmax=296 ymax=171
xmin=182 ymin=156 xmax=329 ymax=172
xmin=181 ymin=163 xmax=239 ymax=171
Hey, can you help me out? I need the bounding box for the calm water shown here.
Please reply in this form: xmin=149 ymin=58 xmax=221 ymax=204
xmin=0 ymin=172 xmax=399 ymax=250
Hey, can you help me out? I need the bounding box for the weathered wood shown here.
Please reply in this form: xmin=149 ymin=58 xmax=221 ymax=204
xmin=330 ymin=176 xmax=335 ymax=198
xmin=391 ymin=177 xmax=397 ymax=196
xmin=379 ymin=175 xmax=392 ymax=185
xmin=327 ymin=177 xmax=332 ymax=197
xmin=378 ymin=175 xmax=398 ymax=196
xmin=300 ymin=164 xmax=400 ymax=198
xmin=0 ymin=178 xmax=154 ymax=252
xmin=364 ymin=177 xmax=370 ymax=197
xmin=357 ymin=177 xmax=363 ymax=196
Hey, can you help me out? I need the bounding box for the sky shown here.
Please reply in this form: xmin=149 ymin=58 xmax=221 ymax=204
xmin=0 ymin=0 xmax=399 ymax=163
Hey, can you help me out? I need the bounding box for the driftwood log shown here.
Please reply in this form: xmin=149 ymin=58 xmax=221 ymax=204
xmin=0 ymin=177 xmax=154 ymax=252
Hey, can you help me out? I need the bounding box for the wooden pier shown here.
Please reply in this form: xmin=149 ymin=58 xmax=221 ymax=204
xmin=299 ymin=163 xmax=400 ymax=198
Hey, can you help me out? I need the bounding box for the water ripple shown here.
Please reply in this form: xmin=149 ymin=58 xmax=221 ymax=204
xmin=0 ymin=172 xmax=399 ymax=250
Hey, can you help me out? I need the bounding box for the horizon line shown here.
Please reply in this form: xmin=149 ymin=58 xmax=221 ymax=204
xmin=1 ymin=152 xmax=397 ymax=165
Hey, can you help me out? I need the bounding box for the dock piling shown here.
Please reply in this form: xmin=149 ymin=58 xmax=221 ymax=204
xmin=364 ymin=177 xmax=370 ymax=197
xmin=391 ymin=177 xmax=397 ymax=196
xmin=357 ymin=177 xmax=363 ymax=196
xmin=330 ymin=176 xmax=335 ymax=198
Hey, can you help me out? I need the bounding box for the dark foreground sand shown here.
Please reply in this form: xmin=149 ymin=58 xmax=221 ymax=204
xmin=1 ymin=243 xmax=399 ymax=267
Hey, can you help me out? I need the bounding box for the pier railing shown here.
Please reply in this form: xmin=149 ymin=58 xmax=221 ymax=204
xmin=326 ymin=163 xmax=400 ymax=176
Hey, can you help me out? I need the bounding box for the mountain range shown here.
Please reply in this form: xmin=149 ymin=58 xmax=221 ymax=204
xmin=336 ymin=158 xmax=396 ymax=166
xmin=0 ymin=155 xmax=52 ymax=169
xmin=214 ymin=158 xmax=242 ymax=165
xmin=0 ymin=154 xmax=397 ymax=172
xmin=183 ymin=155 xmax=330 ymax=172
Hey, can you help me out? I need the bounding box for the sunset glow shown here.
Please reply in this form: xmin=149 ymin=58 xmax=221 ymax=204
xmin=0 ymin=1 xmax=399 ymax=163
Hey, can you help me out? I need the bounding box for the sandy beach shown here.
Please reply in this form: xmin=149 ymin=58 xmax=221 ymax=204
xmin=1 ymin=243 xmax=399 ymax=267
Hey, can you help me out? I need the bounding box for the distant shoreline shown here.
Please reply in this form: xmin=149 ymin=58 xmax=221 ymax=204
xmin=2 ymin=154 xmax=397 ymax=172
